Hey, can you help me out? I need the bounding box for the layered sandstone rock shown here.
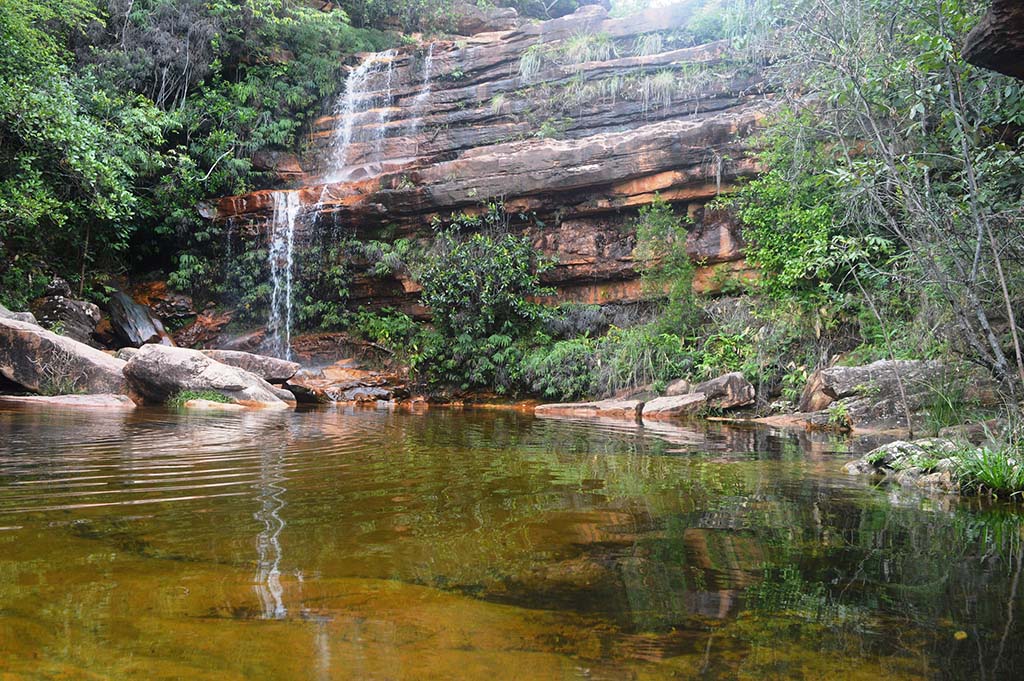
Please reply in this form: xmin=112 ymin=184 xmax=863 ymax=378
xmin=207 ymin=3 xmax=768 ymax=314
xmin=964 ymin=0 xmax=1024 ymax=80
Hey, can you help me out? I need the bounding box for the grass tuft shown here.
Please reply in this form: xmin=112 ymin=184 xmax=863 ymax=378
xmin=167 ymin=390 xmax=234 ymax=407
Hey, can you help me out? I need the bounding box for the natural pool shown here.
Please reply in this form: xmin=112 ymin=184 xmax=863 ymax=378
xmin=0 ymin=404 xmax=1021 ymax=680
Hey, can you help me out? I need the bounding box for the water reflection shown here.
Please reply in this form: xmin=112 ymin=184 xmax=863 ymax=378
xmin=0 ymin=403 xmax=1022 ymax=679
xmin=255 ymin=440 xmax=288 ymax=619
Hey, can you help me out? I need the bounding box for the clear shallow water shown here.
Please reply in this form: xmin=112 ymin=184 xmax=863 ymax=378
xmin=0 ymin=404 xmax=1021 ymax=680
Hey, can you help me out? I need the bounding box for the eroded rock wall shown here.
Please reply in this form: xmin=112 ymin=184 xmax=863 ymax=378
xmin=209 ymin=3 xmax=770 ymax=311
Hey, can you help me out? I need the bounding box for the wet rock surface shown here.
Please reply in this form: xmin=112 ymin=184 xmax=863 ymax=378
xmin=0 ymin=394 xmax=135 ymax=409
xmin=0 ymin=317 xmax=128 ymax=395
xmin=123 ymin=344 xmax=294 ymax=408
xmin=107 ymin=291 xmax=173 ymax=347
xmin=208 ymin=5 xmax=768 ymax=313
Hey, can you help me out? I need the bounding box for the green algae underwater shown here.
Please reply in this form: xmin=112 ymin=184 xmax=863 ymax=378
xmin=0 ymin=404 xmax=1021 ymax=680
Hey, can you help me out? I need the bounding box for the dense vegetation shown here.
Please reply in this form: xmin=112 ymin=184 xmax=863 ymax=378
xmin=0 ymin=0 xmax=389 ymax=308
xmin=2 ymin=0 xmax=1021 ymax=427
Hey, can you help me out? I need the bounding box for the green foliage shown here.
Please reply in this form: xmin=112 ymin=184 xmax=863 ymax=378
xmin=167 ymin=390 xmax=234 ymax=407
xmin=413 ymin=204 xmax=552 ymax=393
xmin=955 ymin=439 xmax=1024 ymax=498
xmin=632 ymin=195 xmax=699 ymax=335
xmin=0 ymin=0 xmax=389 ymax=308
xmin=592 ymin=325 xmax=692 ymax=397
xmin=521 ymin=336 xmax=597 ymax=401
xmin=353 ymin=308 xmax=418 ymax=350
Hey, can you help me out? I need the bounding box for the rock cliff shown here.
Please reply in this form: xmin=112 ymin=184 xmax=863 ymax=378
xmin=964 ymin=0 xmax=1024 ymax=80
xmin=207 ymin=2 xmax=770 ymax=314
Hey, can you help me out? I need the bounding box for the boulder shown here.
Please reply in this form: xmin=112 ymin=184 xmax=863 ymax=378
xmin=534 ymin=399 xmax=643 ymax=420
xmin=0 ymin=302 xmax=37 ymax=325
xmin=0 ymin=317 xmax=128 ymax=395
xmin=32 ymin=278 xmax=102 ymax=346
xmin=641 ymin=393 xmax=706 ymax=420
xmin=801 ymin=360 xmax=1001 ymax=431
xmin=123 ymin=344 xmax=295 ymax=408
xmin=107 ymin=291 xmax=173 ymax=347
xmin=200 ymin=349 xmax=300 ymax=384
xmin=692 ymin=372 xmax=755 ymax=410
xmin=664 ymin=378 xmax=692 ymax=397
xmin=0 ymin=394 xmax=135 ymax=409
xmin=450 ymin=1 xmax=518 ymax=35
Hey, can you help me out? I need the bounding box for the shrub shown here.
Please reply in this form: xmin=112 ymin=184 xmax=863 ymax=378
xmin=522 ymin=337 xmax=597 ymax=400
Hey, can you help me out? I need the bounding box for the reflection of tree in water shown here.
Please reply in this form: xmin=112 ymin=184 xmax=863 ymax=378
xmin=255 ymin=442 xmax=288 ymax=619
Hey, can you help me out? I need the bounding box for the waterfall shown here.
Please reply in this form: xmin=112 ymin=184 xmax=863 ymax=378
xmin=324 ymin=50 xmax=397 ymax=183
xmin=268 ymin=191 xmax=300 ymax=360
xmin=408 ymin=43 xmax=435 ymax=133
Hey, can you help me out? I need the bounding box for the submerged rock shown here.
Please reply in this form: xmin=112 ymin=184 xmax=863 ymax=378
xmin=200 ymin=349 xmax=299 ymax=384
xmin=0 ymin=317 xmax=128 ymax=395
xmin=0 ymin=394 xmax=135 ymax=409
xmin=843 ymin=438 xmax=962 ymax=494
xmin=123 ymin=345 xmax=294 ymax=408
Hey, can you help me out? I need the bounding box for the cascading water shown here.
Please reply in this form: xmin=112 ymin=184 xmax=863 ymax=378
xmin=407 ymin=43 xmax=435 ymax=135
xmin=268 ymin=191 xmax=301 ymax=360
xmin=323 ymin=50 xmax=397 ymax=183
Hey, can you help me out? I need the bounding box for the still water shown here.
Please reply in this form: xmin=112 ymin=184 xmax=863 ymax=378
xmin=0 ymin=404 xmax=1021 ymax=680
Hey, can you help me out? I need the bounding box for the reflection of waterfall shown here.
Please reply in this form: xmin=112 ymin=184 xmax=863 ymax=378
xmin=254 ymin=438 xmax=288 ymax=619
xmin=324 ymin=50 xmax=397 ymax=183
xmin=268 ymin=191 xmax=300 ymax=360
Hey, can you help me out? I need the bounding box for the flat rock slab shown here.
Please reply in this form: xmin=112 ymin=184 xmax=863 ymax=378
xmin=0 ymin=394 xmax=135 ymax=409
xmin=124 ymin=344 xmax=294 ymax=408
xmin=0 ymin=317 xmax=128 ymax=395
xmin=183 ymin=399 xmax=247 ymax=411
xmin=201 ymin=349 xmax=300 ymax=383
xmin=535 ymin=399 xmax=643 ymax=420
xmin=641 ymin=393 xmax=707 ymax=420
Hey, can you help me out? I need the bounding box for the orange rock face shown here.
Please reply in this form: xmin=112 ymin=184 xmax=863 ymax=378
xmin=207 ymin=5 xmax=769 ymax=312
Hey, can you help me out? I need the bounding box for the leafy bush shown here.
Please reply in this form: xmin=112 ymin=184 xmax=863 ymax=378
xmin=413 ymin=204 xmax=552 ymax=393
xmin=522 ymin=337 xmax=597 ymax=400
